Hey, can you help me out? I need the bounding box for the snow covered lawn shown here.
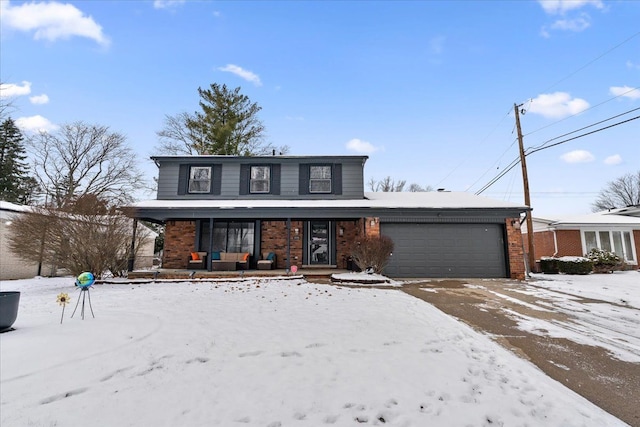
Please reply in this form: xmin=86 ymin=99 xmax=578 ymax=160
xmin=1 ymin=276 xmax=629 ymax=426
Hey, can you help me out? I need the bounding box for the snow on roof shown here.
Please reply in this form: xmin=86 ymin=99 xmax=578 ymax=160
xmin=537 ymin=211 xmax=640 ymax=227
xmin=0 ymin=200 xmax=32 ymax=213
xmin=131 ymin=191 xmax=529 ymax=210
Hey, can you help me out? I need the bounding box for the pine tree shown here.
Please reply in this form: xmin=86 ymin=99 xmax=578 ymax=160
xmin=0 ymin=118 xmax=36 ymax=203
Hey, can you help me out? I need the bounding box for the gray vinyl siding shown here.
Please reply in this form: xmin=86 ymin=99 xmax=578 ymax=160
xmin=221 ymin=163 xmax=240 ymax=196
xmin=156 ymin=163 xmax=181 ymax=199
xmin=154 ymin=155 xmax=366 ymax=200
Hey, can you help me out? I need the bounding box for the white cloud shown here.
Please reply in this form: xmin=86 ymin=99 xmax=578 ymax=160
xmin=1 ymin=0 xmax=109 ymax=46
xmin=15 ymin=115 xmax=58 ymax=133
xmin=0 ymin=81 xmax=32 ymax=97
xmin=604 ymin=155 xmax=622 ymax=166
xmin=528 ymin=92 xmax=589 ymax=119
xmin=29 ymin=94 xmax=50 ymax=104
xmin=217 ymin=64 xmax=262 ymax=87
xmin=609 ymin=86 xmax=640 ymax=100
xmin=626 ymin=61 xmax=640 ymax=70
xmin=153 ymin=0 xmax=186 ymax=9
xmin=346 ymin=138 xmax=381 ymax=154
xmin=560 ymin=150 xmax=595 ymax=163
xmin=538 ymin=0 xmax=603 ymax=15
xmin=550 ymin=15 xmax=591 ymax=32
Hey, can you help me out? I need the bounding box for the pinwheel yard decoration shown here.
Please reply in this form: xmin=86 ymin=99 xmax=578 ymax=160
xmin=71 ymin=272 xmax=96 ymax=320
xmin=56 ymin=293 xmax=70 ymax=324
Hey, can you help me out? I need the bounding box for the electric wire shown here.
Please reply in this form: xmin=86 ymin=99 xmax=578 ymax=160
xmin=474 ymin=114 xmax=640 ymax=194
xmin=524 ymin=87 xmax=640 ymax=137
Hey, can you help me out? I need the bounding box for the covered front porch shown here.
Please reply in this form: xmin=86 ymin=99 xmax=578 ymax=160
xmin=126 ymin=267 xmax=350 ymax=282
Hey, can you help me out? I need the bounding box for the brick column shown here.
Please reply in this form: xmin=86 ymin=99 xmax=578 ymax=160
xmin=163 ymin=220 xmax=196 ymax=269
xmin=505 ymin=218 xmax=526 ymax=280
xmin=261 ymin=220 xmax=303 ymax=269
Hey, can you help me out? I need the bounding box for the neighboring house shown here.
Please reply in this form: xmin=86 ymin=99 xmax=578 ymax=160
xmin=1 ymin=201 xmax=42 ymax=280
xmin=524 ymin=212 xmax=640 ymax=268
xmin=0 ymin=201 xmax=157 ymax=281
xmin=127 ymin=155 xmax=529 ymax=279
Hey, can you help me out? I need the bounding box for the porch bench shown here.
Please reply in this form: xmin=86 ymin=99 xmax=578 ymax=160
xmin=211 ymin=252 xmax=250 ymax=271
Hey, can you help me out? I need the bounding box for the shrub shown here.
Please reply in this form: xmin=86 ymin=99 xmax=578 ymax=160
xmin=586 ymin=248 xmax=624 ymax=274
xmin=557 ymin=256 xmax=593 ymax=275
xmin=349 ymin=234 xmax=394 ymax=274
xmin=539 ymin=257 xmax=560 ymax=274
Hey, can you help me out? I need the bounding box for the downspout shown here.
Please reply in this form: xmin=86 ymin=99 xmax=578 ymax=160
xmin=552 ymin=228 xmax=559 ymax=256
xmin=519 ymin=215 xmax=530 ymax=277
xmin=127 ymin=218 xmax=138 ymax=272
xmin=286 ymin=217 xmax=291 ymax=273
xmin=208 ymin=218 xmax=214 ymax=271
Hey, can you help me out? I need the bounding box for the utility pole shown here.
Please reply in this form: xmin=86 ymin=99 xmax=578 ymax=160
xmin=514 ymin=103 xmax=536 ymax=275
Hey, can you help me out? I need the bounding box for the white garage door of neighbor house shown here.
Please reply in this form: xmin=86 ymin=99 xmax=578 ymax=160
xmin=381 ymin=223 xmax=507 ymax=278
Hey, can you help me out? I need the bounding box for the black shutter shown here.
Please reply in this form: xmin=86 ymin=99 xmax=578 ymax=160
xmin=271 ymin=164 xmax=281 ymax=195
xmin=299 ymin=164 xmax=309 ymax=195
xmin=239 ymin=164 xmax=249 ymax=195
xmin=178 ymin=165 xmax=189 ymax=195
xmin=333 ymin=164 xmax=342 ymax=195
xmin=211 ymin=164 xmax=222 ymax=195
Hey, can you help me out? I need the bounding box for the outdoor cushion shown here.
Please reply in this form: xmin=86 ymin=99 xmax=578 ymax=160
xmin=242 ymin=253 xmax=250 ymax=262
xmin=191 ymin=252 xmax=200 ymax=261
xmin=266 ymin=252 xmax=276 ymax=261
xmin=211 ymin=251 xmax=221 ymax=260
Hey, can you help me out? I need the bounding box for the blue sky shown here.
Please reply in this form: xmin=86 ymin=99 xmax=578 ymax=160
xmin=1 ymin=0 xmax=638 ymax=217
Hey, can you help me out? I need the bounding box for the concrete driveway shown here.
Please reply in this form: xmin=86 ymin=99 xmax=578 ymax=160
xmin=401 ymin=278 xmax=640 ymax=427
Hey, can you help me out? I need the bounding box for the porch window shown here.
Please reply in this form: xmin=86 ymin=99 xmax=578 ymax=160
xmin=309 ymin=165 xmax=331 ymax=193
xmin=583 ymin=230 xmax=636 ymax=263
xmin=250 ymin=166 xmax=270 ymax=193
xmin=212 ymin=222 xmax=255 ymax=255
xmin=188 ymin=166 xmax=211 ymax=193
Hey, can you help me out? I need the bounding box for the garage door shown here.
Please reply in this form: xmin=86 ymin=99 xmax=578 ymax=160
xmin=381 ymin=223 xmax=507 ymax=278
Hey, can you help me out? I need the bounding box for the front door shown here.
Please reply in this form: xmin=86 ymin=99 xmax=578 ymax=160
xmin=308 ymin=221 xmax=330 ymax=265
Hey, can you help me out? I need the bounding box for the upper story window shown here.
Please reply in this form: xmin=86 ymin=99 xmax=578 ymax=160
xmin=250 ymin=166 xmax=270 ymax=193
xmin=309 ymin=165 xmax=332 ymax=193
xmin=188 ymin=166 xmax=212 ymax=193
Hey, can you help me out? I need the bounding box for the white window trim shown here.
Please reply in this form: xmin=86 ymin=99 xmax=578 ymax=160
xmin=580 ymin=228 xmax=637 ymax=264
xmin=250 ymin=166 xmax=271 ymax=194
xmin=309 ymin=165 xmax=332 ymax=194
xmin=188 ymin=166 xmax=212 ymax=194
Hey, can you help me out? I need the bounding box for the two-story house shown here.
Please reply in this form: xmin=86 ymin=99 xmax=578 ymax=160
xmin=127 ymin=155 xmax=529 ymax=279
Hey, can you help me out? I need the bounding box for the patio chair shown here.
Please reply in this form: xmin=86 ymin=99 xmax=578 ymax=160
xmin=188 ymin=251 xmax=208 ymax=269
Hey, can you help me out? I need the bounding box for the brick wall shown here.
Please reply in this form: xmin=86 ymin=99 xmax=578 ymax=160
xmin=163 ymin=220 xmax=196 ymax=269
xmin=506 ymin=218 xmax=526 ymax=280
xmin=364 ymin=217 xmax=380 ymax=237
xmin=336 ymin=219 xmax=363 ymax=269
xmin=261 ymin=220 xmax=303 ymax=269
xmin=556 ymin=230 xmax=583 ymax=256
xmin=533 ymin=230 xmax=557 ymax=258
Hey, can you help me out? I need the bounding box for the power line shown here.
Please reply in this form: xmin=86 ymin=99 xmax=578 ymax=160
xmin=534 ymin=30 xmax=640 ymax=98
xmin=527 ymin=106 xmax=640 ymax=152
xmin=524 ymin=87 xmax=640 ymax=138
xmin=527 ymin=114 xmax=640 ymax=155
xmin=474 ymin=114 xmax=640 ymax=195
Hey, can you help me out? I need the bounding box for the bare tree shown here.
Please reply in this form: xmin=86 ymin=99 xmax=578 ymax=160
xmin=8 ymin=194 xmax=151 ymax=278
xmin=156 ymin=112 xmax=208 ymax=155
xmin=26 ymin=121 xmax=144 ymax=208
xmin=592 ymin=171 xmax=640 ymax=212
xmin=369 ymin=177 xmax=433 ymax=192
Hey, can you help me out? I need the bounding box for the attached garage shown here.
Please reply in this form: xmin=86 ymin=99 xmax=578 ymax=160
xmin=381 ymin=222 xmax=508 ymax=278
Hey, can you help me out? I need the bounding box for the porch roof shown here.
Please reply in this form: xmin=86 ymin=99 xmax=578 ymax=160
xmin=126 ymin=192 xmax=529 ymax=222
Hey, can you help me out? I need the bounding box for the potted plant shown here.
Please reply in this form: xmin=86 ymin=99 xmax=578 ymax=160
xmin=0 ymin=291 xmax=20 ymax=332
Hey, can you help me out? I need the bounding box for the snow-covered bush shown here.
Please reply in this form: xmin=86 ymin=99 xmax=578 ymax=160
xmin=539 ymin=257 xmax=560 ymax=274
xmin=557 ymin=256 xmax=593 ymax=275
xmin=586 ymin=248 xmax=624 ymax=274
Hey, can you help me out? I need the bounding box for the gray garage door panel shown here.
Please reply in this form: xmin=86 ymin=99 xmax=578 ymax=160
xmin=381 ymin=223 xmax=507 ymax=278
